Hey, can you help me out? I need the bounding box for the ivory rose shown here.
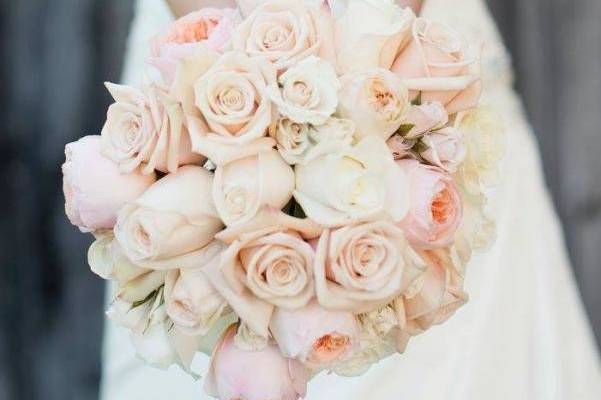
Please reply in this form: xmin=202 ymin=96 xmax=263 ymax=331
xmin=314 ymin=220 xmax=426 ymax=313
xmin=232 ymin=0 xmax=332 ymax=70
xmin=392 ymin=18 xmax=482 ymax=114
xmin=164 ymin=267 xmax=228 ymax=336
xmin=270 ymin=56 xmax=340 ymax=125
xmin=334 ymin=0 xmax=414 ymax=73
xmin=114 ymin=166 xmax=224 ymax=270
xmin=205 ymin=325 xmax=308 ymax=400
xmin=270 ymin=300 xmax=358 ymax=369
xmin=294 ymin=136 xmax=409 ymax=227
xmin=62 ymin=135 xmax=156 ymax=233
xmin=88 ymin=232 xmax=146 ymax=283
xmin=273 ymin=117 xmax=355 ymax=165
xmin=213 ymin=149 xmax=295 ymax=226
xmin=150 ymin=8 xmax=241 ymax=84
xmin=190 ymin=51 xmax=277 ymax=165
xmin=455 ymin=107 xmax=505 ymax=194
xmin=397 ymin=160 xmax=462 ymax=248
xmin=337 ymin=68 xmax=410 ymax=140
xmin=101 ymin=83 xmax=203 ymax=175
xmin=419 ymin=127 xmax=466 ymax=172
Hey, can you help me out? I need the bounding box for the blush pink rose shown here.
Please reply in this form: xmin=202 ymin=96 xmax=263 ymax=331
xmin=419 ymin=127 xmax=466 ymax=172
xmin=62 ymin=135 xmax=156 ymax=233
xmin=392 ymin=18 xmax=482 ymax=114
xmin=205 ymin=324 xmax=308 ymax=400
xmin=150 ymin=8 xmax=241 ymax=84
xmin=397 ymin=159 xmax=462 ymax=248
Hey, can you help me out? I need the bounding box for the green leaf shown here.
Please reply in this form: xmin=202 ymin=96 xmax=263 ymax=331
xmin=411 ymin=91 xmax=423 ymax=106
xmin=395 ymin=123 xmax=415 ymax=136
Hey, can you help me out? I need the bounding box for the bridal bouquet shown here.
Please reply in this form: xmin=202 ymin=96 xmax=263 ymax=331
xmin=62 ymin=1 xmax=504 ymax=399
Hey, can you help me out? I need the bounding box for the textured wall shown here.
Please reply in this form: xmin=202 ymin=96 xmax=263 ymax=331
xmin=0 ymin=1 xmax=599 ymax=399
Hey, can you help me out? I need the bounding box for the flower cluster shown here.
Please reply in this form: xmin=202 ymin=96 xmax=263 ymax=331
xmin=62 ymin=1 xmax=504 ymax=399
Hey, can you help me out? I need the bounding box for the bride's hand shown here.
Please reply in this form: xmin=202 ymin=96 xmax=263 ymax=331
xmin=397 ymin=0 xmax=423 ymax=14
xmin=167 ymin=0 xmax=237 ymax=17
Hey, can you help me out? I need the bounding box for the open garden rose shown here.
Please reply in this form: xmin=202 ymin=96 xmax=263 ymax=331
xmin=114 ymin=166 xmax=223 ymax=270
xmin=334 ymin=0 xmax=414 ymax=73
xmin=419 ymin=126 xmax=466 ymax=172
xmin=101 ymin=83 xmax=203 ymax=175
xmin=205 ymin=325 xmax=308 ymax=400
xmin=270 ymin=300 xmax=358 ymax=369
xmin=62 ymin=135 xmax=156 ymax=233
xmin=392 ymin=18 xmax=482 ymax=114
xmin=397 ymin=159 xmax=462 ymax=248
xmin=270 ymin=56 xmax=340 ymax=125
xmin=150 ymin=8 xmax=240 ymax=84
xmin=314 ymin=220 xmax=426 ymax=313
xmin=337 ymin=68 xmax=410 ymax=140
xmin=213 ymin=149 xmax=295 ymax=226
xmin=190 ymin=51 xmax=278 ymax=165
xmin=295 ymin=136 xmax=409 ymax=227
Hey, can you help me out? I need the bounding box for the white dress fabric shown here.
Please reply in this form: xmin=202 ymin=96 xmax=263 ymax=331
xmin=101 ymin=0 xmax=601 ymax=399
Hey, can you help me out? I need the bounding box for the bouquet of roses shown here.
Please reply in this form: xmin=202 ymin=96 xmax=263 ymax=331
xmin=62 ymin=1 xmax=504 ymax=399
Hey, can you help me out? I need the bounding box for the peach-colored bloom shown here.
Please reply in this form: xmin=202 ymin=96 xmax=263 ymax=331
xmin=205 ymin=324 xmax=308 ymax=400
xmin=62 ymin=135 xmax=156 ymax=233
xmin=397 ymin=159 xmax=462 ymax=248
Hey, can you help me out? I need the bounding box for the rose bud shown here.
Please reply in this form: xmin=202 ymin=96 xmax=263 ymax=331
xmin=62 ymin=135 xmax=156 ymax=233
xmin=420 ymin=127 xmax=466 ymax=172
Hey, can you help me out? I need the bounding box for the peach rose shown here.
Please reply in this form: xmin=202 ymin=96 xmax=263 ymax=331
xmin=294 ymin=136 xmax=409 ymax=227
xmin=232 ymin=0 xmax=333 ymax=71
xmin=314 ymin=221 xmax=426 ymax=313
xmin=189 ymin=51 xmax=277 ymax=165
xmin=213 ymin=149 xmax=295 ymax=226
xmin=270 ymin=300 xmax=358 ymax=369
xmin=114 ymin=166 xmax=223 ymax=270
xmin=101 ymin=83 xmax=203 ymax=174
xmin=419 ymin=127 xmax=466 ymax=172
xmin=334 ymin=0 xmax=414 ymax=73
xmin=62 ymin=135 xmax=156 ymax=233
xmin=397 ymin=159 xmax=462 ymax=248
xmin=205 ymin=325 xmax=308 ymax=400
xmin=392 ymin=18 xmax=482 ymax=115
xmin=337 ymin=68 xmax=410 ymax=141
xmin=150 ymin=8 xmax=241 ymax=84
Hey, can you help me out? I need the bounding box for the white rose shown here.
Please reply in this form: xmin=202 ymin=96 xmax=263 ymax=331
xmin=273 ymin=117 xmax=355 ymax=165
xmin=88 ymin=232 xmax=146 ymax=283
xmin=334 ymin=0 xmax=414 ymax=73
xmin=419 ymin=127 xmax=466 ymax=172
xmin=270 ymin=56 xmax=340 ymax=125
xmin=213 ymin=149 xmax=295 ymax=226
xmin=337 ymin=68 xmax=410 ymax=141
xmin=114 ymin=166 xmax=224 ymax=270
xmin=294 ymin=136 xmax=409 ymax=227
xmin=101 ymin=83 xmax=203 ymax=174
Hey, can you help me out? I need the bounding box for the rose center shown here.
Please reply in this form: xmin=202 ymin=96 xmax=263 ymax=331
xmin=224 ymin=186 xmax=251 ymax=218
xmin=311 ymin=334 xmax=350 ymax=363
xmin=431 ymin=187 xmax=454 ymax=224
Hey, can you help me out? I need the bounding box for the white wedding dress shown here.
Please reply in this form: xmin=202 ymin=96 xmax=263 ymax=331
xmin=101 ymin=0 xmax=601 ymax=399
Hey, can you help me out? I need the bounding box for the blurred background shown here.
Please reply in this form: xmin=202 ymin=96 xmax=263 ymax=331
xmin=1 ymin=0 xmax=600 ymax=399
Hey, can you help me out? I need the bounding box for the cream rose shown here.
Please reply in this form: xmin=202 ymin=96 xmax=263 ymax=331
xmin=419 ymin=127 xmax=466 ymax=172
xmin=338 ymin=68 xmax=410 ymax=140
xmin=455 ymin=106 xmax=505 ymax=194
xmin=213 ymin=149 xmax=295 ymax=226
xmin=314 ymin=220 xmax=426 ymax=313
xmin=270 ymin=300 xmax=358 ymax=369
xmin=334 ymin=0 xmax=414 ymax=73
xmin=294 ymin=136 xmax=409 ymax=227
xmin=164 ymin=267 xmax=228 ymax=335
xmin=62 ymin=135 xmax=156 ymax=233
xmin=392 ymin=18 xmax=482 ymax=114
xmin=273 ymin=117 xmax=355 ymax=165
xmin=88 ymin=232 xmax=146 ymax=283
xmin=232 ymin=0 xmax=331 ymax=71
xmin=190 ymin=51 xmax=278 ymax=165
xmin=114 ymin=166 xmax=223 ymax=270
xmin=270 ymin=56 xmax=339 ymax=125
xmin=397 ymin=160 xmax=463 ymax=249
xmin=101 ymin=83 xmax=203 ymax=175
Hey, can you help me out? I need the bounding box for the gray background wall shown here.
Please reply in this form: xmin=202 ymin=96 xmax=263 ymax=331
xmin=0 ymin=1 xmax=599 ymax=399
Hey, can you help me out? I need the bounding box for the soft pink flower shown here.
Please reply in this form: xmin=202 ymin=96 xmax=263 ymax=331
xmin=150 ymin=8 xmax=240 ymax=84
xmin=403 ymin=101 xmax=448 ymax=139
xmin=397 ymin=159 xmax=462 ymax=248
xmin=62 ymin=135 xmax=156 ymax=233
xmin=392 ymin=18 xmax=482 ymax=114
xmin=205 ymin=324 xmax=308 ymax=400
xmin=270 ymin=300 xmax=358 ymax=369
xmin=420 ymin=127 xmax=466 ymax=172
